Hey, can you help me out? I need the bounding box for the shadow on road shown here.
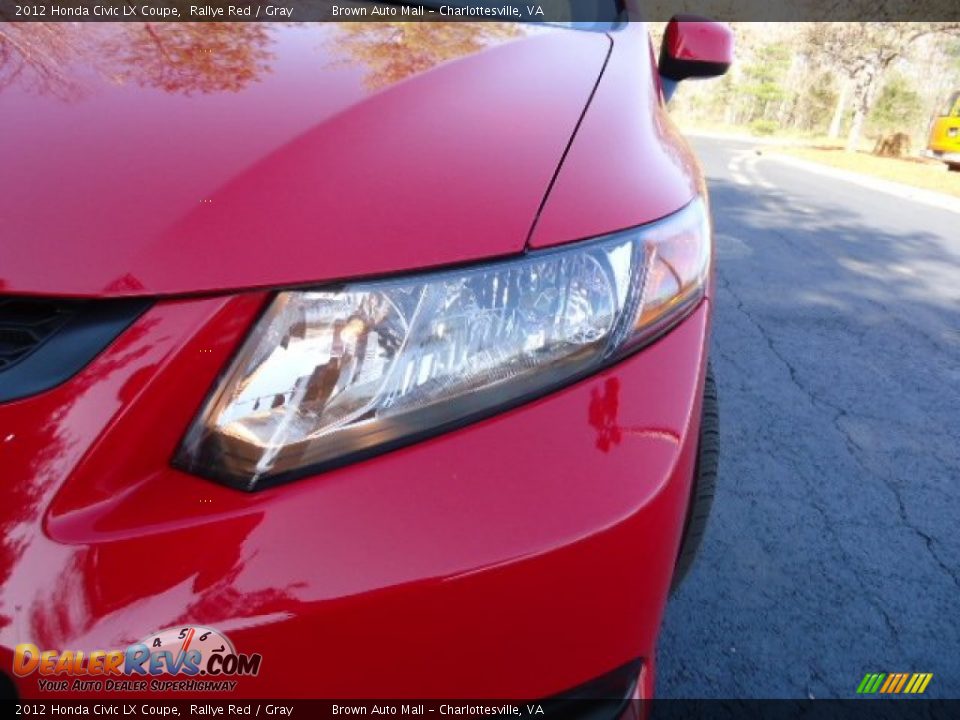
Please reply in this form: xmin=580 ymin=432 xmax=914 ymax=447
xmin=657 ymin=175 xmax=960 ymax=699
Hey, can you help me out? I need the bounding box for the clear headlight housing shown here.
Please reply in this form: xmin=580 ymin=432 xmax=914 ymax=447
xmin=175 ymin=198 xmax=711 ymax=490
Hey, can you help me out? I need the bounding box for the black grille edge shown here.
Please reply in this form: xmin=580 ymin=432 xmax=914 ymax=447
xmin=0 ymin=296 xmax=152 ymax=403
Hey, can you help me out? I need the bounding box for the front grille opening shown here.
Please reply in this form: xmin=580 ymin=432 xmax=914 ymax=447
xmin=0 ymin=297 xmax=81 ymax=371
xmin=0 ymin=295 xmax=151 ymax=403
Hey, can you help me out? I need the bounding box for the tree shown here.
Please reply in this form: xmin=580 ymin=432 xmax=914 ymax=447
xmin=0 ymin=23 xmax=91 ymax=100
xmin=0 ymin=23 xmax=275 ymax=98
xmin=328 ymin=23 xmax=520 ymax=90
xmin=870 ymin=73 xmax=923 ymax=135
xmin=794 ymin=70 xmax=839 ymax=133
xmin=805 ymin=23 xmax=960 ymax=152
xmin=827 ymin=81 xmax=848 ymax=138
xmin=737 ymin=43 xmax=792 ymax=124
xmin=103 ymin=23 xmax=274 ymax=95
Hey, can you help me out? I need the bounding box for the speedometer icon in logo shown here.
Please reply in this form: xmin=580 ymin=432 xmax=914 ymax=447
xmin=133 ymin=624 xmax=262 ymax=677
xmin=140 ymin=626 xmax=233 ymax=673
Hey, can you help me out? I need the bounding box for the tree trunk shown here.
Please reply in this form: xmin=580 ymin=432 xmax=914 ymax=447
xmin=845 ymin=64 xmax=881 ymax=153
xmin=828 ymin=81 xmax=848 ymax=139
xmin=845 ymin=106 xmax=866 ymax=152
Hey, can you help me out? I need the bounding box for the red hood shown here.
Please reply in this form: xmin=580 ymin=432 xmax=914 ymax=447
xmin=0 ymin=23 xmax=610 ymax=297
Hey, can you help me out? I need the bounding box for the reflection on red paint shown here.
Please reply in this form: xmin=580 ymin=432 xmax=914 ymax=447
xmin=589 ymin=377 xmax=623 ymax=452
xmin=588 ymin=375 xmax=683 ymax=453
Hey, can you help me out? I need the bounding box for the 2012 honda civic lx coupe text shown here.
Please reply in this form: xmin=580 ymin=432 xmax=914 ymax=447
xmin=0 ymin=6 xmax=732 ymax=705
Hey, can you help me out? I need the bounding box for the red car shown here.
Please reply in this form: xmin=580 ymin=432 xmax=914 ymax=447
xmin=0 ymin=9 xmax=732 ymax=705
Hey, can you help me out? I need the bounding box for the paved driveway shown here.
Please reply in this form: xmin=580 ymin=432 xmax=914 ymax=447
xmin=656 ymin=137 xmax=960 ymax=699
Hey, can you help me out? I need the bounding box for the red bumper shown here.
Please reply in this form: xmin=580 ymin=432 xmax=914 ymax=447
xmin=0 ymin=293 xmax=710 ymax=699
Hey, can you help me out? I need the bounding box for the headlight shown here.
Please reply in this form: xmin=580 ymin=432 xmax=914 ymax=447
xmin=174 ymin=198 xmax=711 ymax=490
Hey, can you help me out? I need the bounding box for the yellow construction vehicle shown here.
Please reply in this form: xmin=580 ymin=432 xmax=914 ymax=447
xmin=928 ymin=91 xmax=960 ymax=171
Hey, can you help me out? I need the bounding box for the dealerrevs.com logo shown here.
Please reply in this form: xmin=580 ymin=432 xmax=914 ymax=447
xmin=13 ymin=626 xmax=262 ymax=693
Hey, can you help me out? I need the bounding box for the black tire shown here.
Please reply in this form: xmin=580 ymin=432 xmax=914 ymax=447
xmin=670 ymin=364 xmax=719 ymax=593
xmin=948 ymin=162 xmax=960 ymax=173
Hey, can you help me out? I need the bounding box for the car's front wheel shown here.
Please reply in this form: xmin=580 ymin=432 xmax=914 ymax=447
xmin=670 ymin=364 xmax=719 ymax=592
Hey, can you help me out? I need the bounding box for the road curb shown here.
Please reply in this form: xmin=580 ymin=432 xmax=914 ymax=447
xmin=762 ymin=153 xmax=960 ymax=215
xmin=682 ymin=130 xmax=809 ymax=147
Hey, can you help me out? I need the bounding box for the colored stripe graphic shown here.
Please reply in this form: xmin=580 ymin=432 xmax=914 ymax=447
xmin=906 ymin=673 xmax=933 ymax=694
xmin=859 ymin=673 xmax=885 ymax=693
xmin=880 ymin=674 xmax=901 ymax=693
xmin=857 ymin=672 xmax=932 ymax=694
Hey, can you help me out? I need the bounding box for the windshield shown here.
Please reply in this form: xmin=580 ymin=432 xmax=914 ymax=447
xmin=943 ymin=92 xmax=960 ymax=118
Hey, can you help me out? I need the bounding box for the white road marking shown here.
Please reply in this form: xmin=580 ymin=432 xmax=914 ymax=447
xmin=728 ymin=154 xmax=752 ymax=185
xmin=729 ymin=151 xmax=776 ymax=189
xmin=745 ymin=153 xmax=776 ymax=189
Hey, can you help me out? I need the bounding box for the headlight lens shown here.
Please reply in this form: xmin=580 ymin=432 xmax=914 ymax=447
xmin=175 ymin=198 xmax=710 ymax=490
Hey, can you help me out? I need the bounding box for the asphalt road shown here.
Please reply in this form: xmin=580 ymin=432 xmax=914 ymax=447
xmin=656 ymin=137 xmax=960 ymax=699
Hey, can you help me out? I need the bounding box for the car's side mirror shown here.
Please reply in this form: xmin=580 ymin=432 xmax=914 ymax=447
xmin=659 ymin=15 xmax=733 ymax=102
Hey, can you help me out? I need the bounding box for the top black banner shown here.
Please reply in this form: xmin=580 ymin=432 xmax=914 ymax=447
xmin=1 ymin=0 xmax=960 ymax=22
